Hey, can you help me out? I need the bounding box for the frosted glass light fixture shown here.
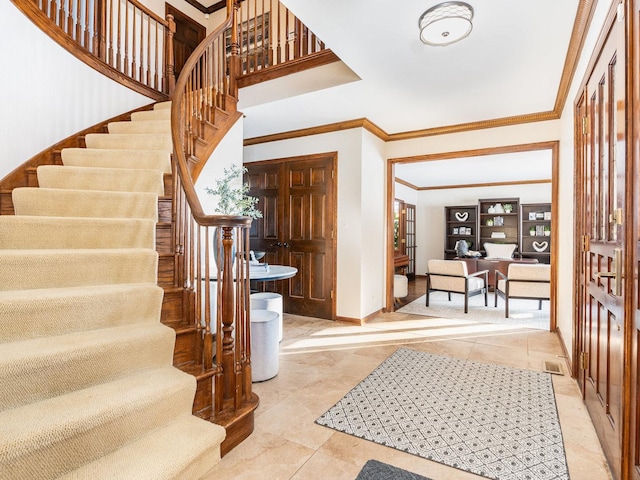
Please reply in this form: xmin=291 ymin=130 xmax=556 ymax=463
xmin=419 ymin=2 xmax=474 ymax=46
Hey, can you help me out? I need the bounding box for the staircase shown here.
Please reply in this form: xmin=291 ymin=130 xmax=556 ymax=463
xmin=0 ymin=102 xmax=226 ymax=479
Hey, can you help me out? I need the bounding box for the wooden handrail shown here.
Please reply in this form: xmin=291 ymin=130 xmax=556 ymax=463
xmin=170 ymin=0 xmax=257 ymax=455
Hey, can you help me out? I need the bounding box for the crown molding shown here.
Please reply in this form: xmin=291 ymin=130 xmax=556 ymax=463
xmin=242 ymin=0 xmax=595 ymax=147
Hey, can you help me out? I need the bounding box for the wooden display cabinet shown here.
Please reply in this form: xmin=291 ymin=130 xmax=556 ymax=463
xmin=478 ymin=198 xmax=520 ymax=256
xmin=520 ymin=203 xmax=551 ymax=264
xmin=444 ymin=205 xmax=478 ymax=259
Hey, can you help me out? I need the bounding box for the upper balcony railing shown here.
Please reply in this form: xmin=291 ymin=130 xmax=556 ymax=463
xmin=230 ymin=0 xmax=326 ymax=75
xmin=16 ymin=0 xmax=175 ymax=97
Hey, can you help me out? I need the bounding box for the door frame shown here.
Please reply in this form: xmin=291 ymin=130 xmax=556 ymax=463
xmin=386 ymin=141 xmax=560 ymax=334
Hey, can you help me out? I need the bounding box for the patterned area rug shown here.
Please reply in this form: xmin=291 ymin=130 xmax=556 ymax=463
xmin=356 ymin=459 xmax=432 ymax=480
xmin=316 ymin=348 xmax=569 ymax=480
xmin=397 ymin=292 xmax=550 ymax=331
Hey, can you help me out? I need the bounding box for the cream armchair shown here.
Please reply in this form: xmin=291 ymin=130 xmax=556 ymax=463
xmin=495 ymin=264 xmax=551 ymax=318
xmin=426 ymin=260 xmax=488 ymax=313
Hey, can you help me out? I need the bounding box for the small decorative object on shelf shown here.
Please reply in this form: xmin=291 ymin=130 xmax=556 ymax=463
xmin=532 ymin=241 xmax=549 ymax=252
xmin=493 ymin=216 xmax=504 ymax=226
xmin=544 ymin=211 xmax=551 ymax=220
xmin=544 ymin=226 xmax=551 ymax=236
xmin=486 ymin=218 xmax=494 ymax=226
xmin=529 ymin=226 xmax=536 ymax=236
xmin=503 ymin=203 xmax=513 ymax=213
xmin=454 ymin=211 xmax=469 ymax=221
xmin=453 ymin=227 xmax=459 ymax=234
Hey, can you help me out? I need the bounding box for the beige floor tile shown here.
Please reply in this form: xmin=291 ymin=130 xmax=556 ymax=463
xmin=217 ymin=311 xmax=612 ymax=480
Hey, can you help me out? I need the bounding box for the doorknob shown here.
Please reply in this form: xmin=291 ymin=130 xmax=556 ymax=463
xmin=595 ymin=248 xmax=622 ymax=296
xmin=283 ymin=242 xmax=290 ymax=248
xmin=270 ymin=242 xmax=282 ymax=247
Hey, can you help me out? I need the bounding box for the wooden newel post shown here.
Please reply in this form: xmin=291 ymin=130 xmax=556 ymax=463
xmin=228 ymin=0 xmax=241 ymax=99
xmin=165 ymin=14 xmax=176 ymax=95
xmin=220 ymin=226 xmax=236 ymax=402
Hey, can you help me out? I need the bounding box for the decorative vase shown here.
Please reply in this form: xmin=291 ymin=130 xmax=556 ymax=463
xmin=212 ymin=227 xmax=236 ymax=271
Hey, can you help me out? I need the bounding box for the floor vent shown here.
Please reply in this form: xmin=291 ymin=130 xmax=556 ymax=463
xmin=543 ymin=361 xmax=564 ymax=375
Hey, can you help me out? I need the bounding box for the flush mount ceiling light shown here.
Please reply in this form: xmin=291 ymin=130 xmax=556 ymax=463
xmin=419 ymin=1 xmax=474 ymax=46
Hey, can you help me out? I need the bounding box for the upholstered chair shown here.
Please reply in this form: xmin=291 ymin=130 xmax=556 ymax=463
xmin=495 ymin=264 xmax=551 ymax=317
xmin=426 ymin=260 xmax=488 ymax=313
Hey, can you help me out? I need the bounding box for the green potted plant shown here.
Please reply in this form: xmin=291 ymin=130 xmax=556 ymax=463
xmin=503 ymin=203 xmax=513 ymax=213
xmin=529 ymin=226 xmax=536 ymax=236
xmin=205 ymin=164 xmax=262 ymax=268
xmin=205 ymin=164 xmax=263 ymax=218
xmin=544 ymin=225 xmax=551 ymax=236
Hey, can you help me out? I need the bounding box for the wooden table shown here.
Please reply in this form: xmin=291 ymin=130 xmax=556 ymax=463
xmin=456 ymin=257 xmax=539 ymax=289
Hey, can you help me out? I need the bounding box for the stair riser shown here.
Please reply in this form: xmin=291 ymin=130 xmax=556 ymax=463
xmin=192 ymin=375 xmax=213 ymax=418
xmin=0 ymin=251 xmax=158 ymax=290
xmin=156 ymin=223 xmax=172 ymax=253
xmin=0 ymin=217 xmax=156 ymax=250
xmin=0 ymin=326 xmax=175 ymax=410
xmin=173 ymin=328 xmax=197 ymax=366
xmin=37 ymin=166 xmax=164 ymax=195
xmin=161 ymin=288 xmax=184 ymax=325
xmin=61 ymin=148 xmax=172 ymax=174
xmin=158 ymin=254 xmax=176 ymax=287
xmin=130 ymin=109 xmax=171 ymax=121
xmin=108 ymin=121 xmax=171 ymax=134
xmin=85 ymin=133 xmax=172 ymax=152
xmin=0 ymin=285 xmax=163 ymax=343
xmin=13 ymin=188 xmax=159 ymax=220
xmin=158 ymin=197 xmax=172 ymax=223
xmin=1 ymin=371 xmax=196 ymax=479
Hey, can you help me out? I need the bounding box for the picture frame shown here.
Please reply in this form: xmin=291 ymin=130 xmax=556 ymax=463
xmin=225 ymin=13 xmax=271 ymax=71
xmin=529 ymin=212 xmax=537 ymax=220
xmin=453 ymin=227 xmax=459 ymax=235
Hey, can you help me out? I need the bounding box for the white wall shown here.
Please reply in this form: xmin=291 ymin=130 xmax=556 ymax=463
xmin=195 ymin=119 xmax=245 ymax=214
xmin=0 ymin=2 xmax=154 ymax=180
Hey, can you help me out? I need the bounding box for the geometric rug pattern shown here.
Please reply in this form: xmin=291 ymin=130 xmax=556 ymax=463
xmin=316 ymin=348 xmax=569 ymax=480
xmin=397 ymin=292 xmax=550 ymax=331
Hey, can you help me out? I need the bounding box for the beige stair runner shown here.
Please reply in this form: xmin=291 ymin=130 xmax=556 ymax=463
xmin=0 ymin=101 xmax=226 ymax=479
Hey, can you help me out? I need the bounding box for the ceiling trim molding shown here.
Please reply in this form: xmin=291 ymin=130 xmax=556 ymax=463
xmin=183 ymin=0 xmax=226 ymax=14
xmin=241 ymin=0 xmax=595 ymax=147
xmin=389 ymin=140 xmax=559 ymax=164
xmin=402 ymin=178 xmax=552 ymax=191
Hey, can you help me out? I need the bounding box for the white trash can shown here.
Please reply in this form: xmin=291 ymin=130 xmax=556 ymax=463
xmin=250 ymin=292 xmax=283 ymax=342
xmin=250 ymin=309 xmax=279 ymax=382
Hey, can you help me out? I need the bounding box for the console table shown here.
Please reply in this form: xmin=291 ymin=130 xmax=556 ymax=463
xmin=456 ymin=257 xmax=538 ymax=289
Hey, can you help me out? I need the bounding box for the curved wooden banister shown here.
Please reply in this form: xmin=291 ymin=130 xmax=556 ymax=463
xmin=11 ymin=0 xmax=174 ymax=100
xmin=169 ymin=0 xmax=257 ymax=455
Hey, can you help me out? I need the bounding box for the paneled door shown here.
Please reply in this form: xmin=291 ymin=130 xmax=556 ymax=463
xmin=575 ymin=10 xmax=626 ymax=480
xmin=246 ymin=153 xmax=336 ymax=320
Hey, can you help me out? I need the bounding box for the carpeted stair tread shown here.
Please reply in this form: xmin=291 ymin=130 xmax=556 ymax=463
xmin=0 ymin=284 xmax=163 ymax=342
xmin=0 ymin=323 xmax=176 ymax=410
xmin=107 ymin=120 xmax=171 ymax=134
xmin=85 ymin=133 xmax=172 ymax=151
xmin=0 ymin=216 xmax=156 ymax=250
xmin=59 ymin=415 xmax=224 ymax=480
xmin=37 ymin=165 xmax=165 ymax=194
xmin=130 ymin=108 xmax=171 ymax=121
xmin=61 ymin=148 xmax=172 ymax=173
xmin=0 ymin=367 xmax=196 ymax=479
xmin=0 ymin=248 xmax=158 ymax=290
xmin=12 ymin=187 xmax=159 ymax=220
xmin=154 ymin=101 xmax=172 ymax=110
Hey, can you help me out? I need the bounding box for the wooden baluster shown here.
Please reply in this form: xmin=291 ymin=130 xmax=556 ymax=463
xmin=284 ymin=7 xmax=290 ymax=62
xmin=153 ymin=21 xmax=159 ymax=89
xmin=123 ymin=0 xmax=129 ymax=75
xmin=275 ymin=0 xmax=281 ymax=65
xmin=131 ymin=5 xmax=136 ymax=79
xmin=165 ymin=14 xmax=175 ymax=94
xmin=145 ymin=16 xmax=151 ymax=86
xmin=220 ymin=226 xmax=235 ymax=403
xmin=139 ymin=13 xmax=145 ymax=85
xmin=83 ymin=0 xmax=90 ymax=49
xmin=115 ymin=0 xmax=121 ymax=70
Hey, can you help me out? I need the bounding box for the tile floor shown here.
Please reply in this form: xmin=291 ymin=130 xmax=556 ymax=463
xmin=206 ymin=309 xmax=613 ymax=480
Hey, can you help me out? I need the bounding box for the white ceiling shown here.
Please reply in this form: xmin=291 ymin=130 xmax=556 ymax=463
xmin=237 ymin=0 xmax=579 ymax=188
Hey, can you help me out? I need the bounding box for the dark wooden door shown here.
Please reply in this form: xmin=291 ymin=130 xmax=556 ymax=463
xmin=576 ymin=14 xmax=626 ymax=480
xmin=246 ymin=153 xmax=336 ymax=320
xmin=165 ymin=4 xmax=206 ymax=78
